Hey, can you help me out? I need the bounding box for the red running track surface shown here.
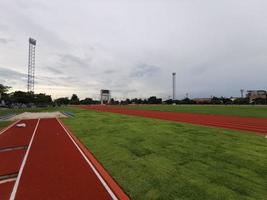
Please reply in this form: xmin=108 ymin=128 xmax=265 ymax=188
xmin=80 ymin=105 xmax=267 ymax=136
xmin=0 ymin=120 xmax=38 ymax=199
xmin=59 ymin=119 xmax=130 ymax=200
xmin=11 ymin=118 xmax=129 ymax=200
xmin=0 ymin=181 xmax=15 ymax=200
xmin=0 ymin=149 xmax=25 ymax=177
xmin=0 ymin=119 xmax=38 ymax=149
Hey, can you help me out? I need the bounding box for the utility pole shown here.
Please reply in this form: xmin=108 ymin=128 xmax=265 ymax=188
xmin=172 ymin=72 xmax=176 ymax=100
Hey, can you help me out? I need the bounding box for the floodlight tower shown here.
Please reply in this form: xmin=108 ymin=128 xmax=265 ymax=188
xmin=27 ymin=38 xmax=37 ymax=93
xmin=172 ymin=72 xmax=176 ymax=100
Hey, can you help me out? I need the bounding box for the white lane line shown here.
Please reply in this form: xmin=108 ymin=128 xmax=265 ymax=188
xmin=0 ymin=177 xmax=16 ymax=185
xmin=0 ymin=120 xmax=21 ymax=136
xmin=56 ymin=118 xmax=118 ymax=200
xmin=9 ymin=119 xmax=40 ymax=200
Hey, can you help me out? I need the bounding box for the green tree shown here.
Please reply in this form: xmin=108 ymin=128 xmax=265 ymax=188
xmin=211 ymin=97 xmax=222 ymax=104
xmin=148 ymin=96 xmax=162 ymax=104
xmin=80 ymin=98 xmax=93 ymax=105
xmin=0 ymin=84 xmax=11 ymax=95
xmin=70 ymin=94 xmax=80 ymax=104
xmin=253 ymin=98 xmax=267 ymax=105
xmin=34 ymin=93 xmax=52 ymax=105
xmin=233 ymin=98 xmax=249 ymax=105
xmin=10 ymin=91 xmax=34 ymax=104
xmin=54 ymin=97 xmax=70 ymax=105
xmin=181 ymin=98 xmax=195 ymax=104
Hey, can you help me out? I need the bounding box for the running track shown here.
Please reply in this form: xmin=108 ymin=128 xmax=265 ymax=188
xmin=80 ymin=105 xmax=267 ymax=136
xmin=0 ymin=118 xmax=129 ymax=200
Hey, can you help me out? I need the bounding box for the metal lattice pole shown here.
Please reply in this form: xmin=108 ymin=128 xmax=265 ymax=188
xmin=27 ymin=38 xmax=36 ymax=93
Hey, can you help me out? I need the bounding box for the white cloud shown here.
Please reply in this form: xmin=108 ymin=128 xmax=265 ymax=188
xmin=0 ymin=0 xmax=267 ymax=99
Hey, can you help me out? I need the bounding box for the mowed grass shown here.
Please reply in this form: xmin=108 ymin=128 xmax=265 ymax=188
xmin=62 ymin=108 xmax=267 ymax=200
xmin=0 ymin=121 xmax=12 ymax=131
xmin=118 ymin=105 xmax=267 ymax=118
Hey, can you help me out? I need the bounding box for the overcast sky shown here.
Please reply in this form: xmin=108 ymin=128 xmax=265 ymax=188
xmin=0 ymin=0 xmax=267 ymax=100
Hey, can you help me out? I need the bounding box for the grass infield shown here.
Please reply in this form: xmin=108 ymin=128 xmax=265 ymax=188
xmin=0 ymin=121 xmax=11 ymax=131
xmin=62 ymin=107 xmax=267 ymax=200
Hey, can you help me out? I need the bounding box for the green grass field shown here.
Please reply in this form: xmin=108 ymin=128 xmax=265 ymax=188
xmin=0 ymin=120 xmax=11 ymax=131
xmin=62 ymin=108 xmax=267 ymax=200
xmin=118 ymin=105 xmax=267 ymax=118
xmin=1 ymin=106 xmax=267 ymax=199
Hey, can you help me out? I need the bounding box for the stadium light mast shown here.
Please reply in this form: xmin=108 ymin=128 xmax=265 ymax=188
xmin=27 ymin=38 xmax=37 ymax=93
xmin=172 ymin=72 xmax=176 ymax=100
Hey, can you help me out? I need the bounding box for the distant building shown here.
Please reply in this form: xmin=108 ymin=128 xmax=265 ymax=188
xmin=246 ymin=90 xmax=267 ymax=103
xmin=193 ymin=98 xmax=212 ymax=104
xmin=100 ymin=89 xmax=111 ymax=104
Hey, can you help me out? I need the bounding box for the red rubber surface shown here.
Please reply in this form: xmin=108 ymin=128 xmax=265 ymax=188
xmin=0 ymin=121 xmax=36 ymax=200
xmin=0 ymin=149 xmax=25 ymax=177
xmin=0 ymin=120 xmax=38 ymax=149
xmin=80 ymin=105 xmax=267 ymax=136
xmin=0 ymin=181 xmax=15 ymax=200
xmin=59 ymin=119 xmax=130 ymax=200
xmin=13 ymin=118 xmax=115 ymax=200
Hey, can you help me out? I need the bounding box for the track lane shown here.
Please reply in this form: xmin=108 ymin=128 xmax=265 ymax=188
xmin=81 ymin=105 xmax=267 ymax=136
xmin=57 ymin=118 xmax=129 ymax=200
xmin=0 ymin=180 xmax=15 ymax=200
xmin=0 ymin=120 xmax=38 ymax=149
xmin=11 ymin=118 xmax=118 ymax=200
xmin=0 ymin=149 xmax=25 ymax=177
xmin=0 ymin=120 xmax=38 ymax=200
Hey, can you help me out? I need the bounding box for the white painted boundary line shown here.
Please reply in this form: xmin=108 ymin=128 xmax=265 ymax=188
xmin=56 ymin=118 xmax=118 ymax=200
xmin=0 ymin=177 xmax=16 ymax=185
xmin=0 ymin=120 xmax=21 ymax=136
xmin=9 ymin=119 xmax=40 ymax=200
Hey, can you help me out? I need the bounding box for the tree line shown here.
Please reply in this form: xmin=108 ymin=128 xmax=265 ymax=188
xmin=115 ymin=96 xmax=253 ymax=105
xmin=0 ymin=84 xmax=53 ymax=107
xmin=0 ymin=84 xmax=100 ymax=107
xmin=1 ymin=83 xmax=266 ymax=107
xmin=54 ymin=95 xmax=257 ymax=105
